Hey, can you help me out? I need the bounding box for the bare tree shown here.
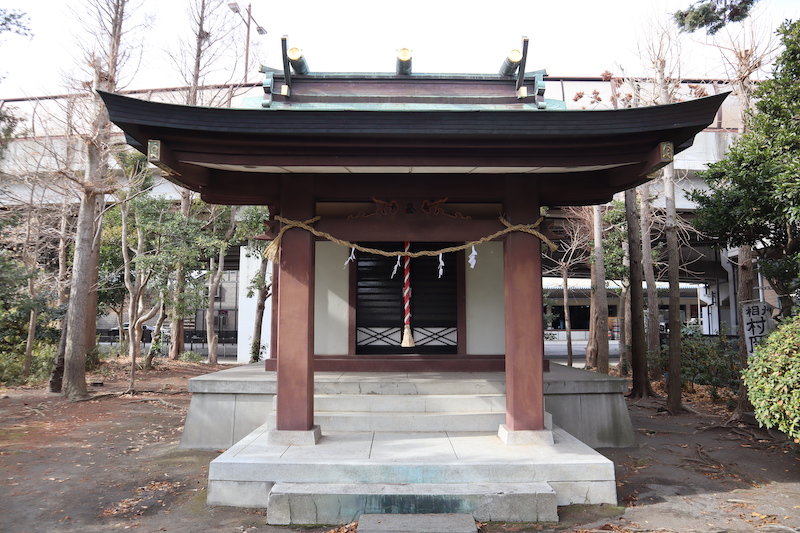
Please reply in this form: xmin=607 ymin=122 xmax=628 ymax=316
xmin=543 ymin=208 xmax=591 ymax=366
xmin=168 ymin=0 xmax=241 ymax=107
xmin=639 ymin=182 xmax=661 ymax=357
xmin=167 ymin=0 xmax=240 ymax=360
xmin=640 ymin=15 xmax=686 ymax=413
xmin=62 ymin=0 xmax=140 ymax=400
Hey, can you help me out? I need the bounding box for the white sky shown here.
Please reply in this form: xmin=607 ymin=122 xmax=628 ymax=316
xmin=1 ymin=0 xmax=799 ymax=100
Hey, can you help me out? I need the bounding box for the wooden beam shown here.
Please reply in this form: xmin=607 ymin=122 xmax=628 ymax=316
xmin=199 ymin=172 xmax=281 ymax=205
xmin=643 ymin=141 xmax=675 ymax=176
xmin=313 ymin=175 xmax=507 ymax=202
xmin=170 ymin=147 xmax=654 ymax=170
xmin=146 ymin=139 xmax=211 ymax=188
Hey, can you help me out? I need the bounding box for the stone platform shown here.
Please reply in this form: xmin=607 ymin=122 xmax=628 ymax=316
xmin=207 ymin=425 xmax=615 ymax=524
xmin=181 ymin=366 xmax=632 ymax=525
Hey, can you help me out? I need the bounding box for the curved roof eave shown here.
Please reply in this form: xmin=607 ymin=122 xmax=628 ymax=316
xmin=98 ymin=90 xmax=728 ymax=206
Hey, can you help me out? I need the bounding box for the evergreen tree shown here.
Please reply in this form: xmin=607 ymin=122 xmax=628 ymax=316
xmin=690 ymin=20 xmax=800 ymax=318
xmin=674 ymin=0 xmax=760 ymax=35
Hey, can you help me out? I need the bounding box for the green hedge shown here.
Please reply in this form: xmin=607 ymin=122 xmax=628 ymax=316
xmin=743 ymin=315 xmax=800 ymax=441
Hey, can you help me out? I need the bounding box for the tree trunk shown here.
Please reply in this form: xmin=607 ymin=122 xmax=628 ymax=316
xmin=250 ymin=255 xmax=270 ymax=362
xmin=169 ymin=312 xmax=184 ymax=360
xmin=63 ymin=191 xmax=97 ymax=400
xmin=127 ymin=320 xmax=142 ymax=392
xmin=57 ymin=179 xmax=70 ymax=309
xmin=593 ymin=205 xmax=610 ymax=374
xmin=23 ymin=308 xmax=37 ymax=379
xmin=640 ymin=183 xmax=661 ymax=356
xmin=562 ymin=264 xmax=573 ymax=366
xmin=144 ymin=299 xmax=167 ymax=370
xmin=169 ymin=189 xmax=192 ymax=360
xmin=84 ymin=193 xmax=104 ymax=370
xmin=626 ymin=188 xmax=656 ymax=398
xmin=205 ymin=207 xmax=238 ymax=364
xmin=62 ymin=0 xmax=128 ymax=397
xmin=665 ymin=165 xmax=683 ymax=413
xmin=586 ymin=261 xmax=598 ymax=369
xmin=619 ymin=229 xmax=632 ymax=373
xmin=619 ymin=285 xmax=631 ymax=374
xmin=732 ymin=244 xmax=755 ymax=420
xmin=49 ymin=318 xmax=68 ymax=393
xmin=205 ymin=273 xmax=220 ymax=364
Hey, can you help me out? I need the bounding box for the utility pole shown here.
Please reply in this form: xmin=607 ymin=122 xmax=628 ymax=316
xmin=228 ymin=2 xmax=267 ymax=83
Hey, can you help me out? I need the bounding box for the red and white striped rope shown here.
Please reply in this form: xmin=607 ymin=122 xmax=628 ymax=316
xmin=401 ymin=241 xmax=415 ymax=347
xmin=403 ymin=241 xmax=411 ymax=328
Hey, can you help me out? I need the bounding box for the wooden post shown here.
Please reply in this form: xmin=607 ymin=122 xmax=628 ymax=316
xmin=503 ymin=177 xmax=545 ymax=431
xmin=275 ymin=176 xmax=315 ymax=431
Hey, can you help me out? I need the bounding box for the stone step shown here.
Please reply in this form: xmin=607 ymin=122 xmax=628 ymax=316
xmin=306 ymin=394 xmax=508 ymax=413
xmin=357 ymin=513 xmax=477 ymax=533
xmin=311 ymin=378 xmax=506 ymax=396
xmin=315 ymin=411 xmax=507 ymax=432
xmin=265 ymin=482 xmax=558 ymax=525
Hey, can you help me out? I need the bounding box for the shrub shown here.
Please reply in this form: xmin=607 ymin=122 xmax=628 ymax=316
xmin=651 ymin=325 xmax=739 ymax=395
xmin=250 ymin=342 xmax=265 ymax=363
xmin=178 ymin=350 xmax=203 ymax=363
xmin=0 ymin=342 xmax=57 ymax=385
xmin=743 ymin=315 xmax=800 ymax=442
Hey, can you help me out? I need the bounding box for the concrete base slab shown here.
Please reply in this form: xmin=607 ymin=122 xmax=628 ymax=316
xmin=266 ymin=482 xmax=557 ymax=525
xmin=266 ymin=425 xmax=321 ymax=446
xmin=358 ymin=513 xmax=478 ymax=533
xmin=498 ymin=424 xmax=555 ymax=446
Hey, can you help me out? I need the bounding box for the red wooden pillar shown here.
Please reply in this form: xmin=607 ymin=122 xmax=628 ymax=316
xmin=503 ymin=177 xmax=546 ymax=431
xmin=275 ymin=176 xmax=315 ymax=431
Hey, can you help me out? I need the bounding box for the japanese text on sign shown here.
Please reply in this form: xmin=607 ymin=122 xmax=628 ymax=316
xmin=741 ymin=301 xmax=775 ymax=356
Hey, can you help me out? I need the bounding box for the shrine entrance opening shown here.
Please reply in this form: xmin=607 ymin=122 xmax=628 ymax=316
xmin=355 ymin=243 xmax=458 ymax=355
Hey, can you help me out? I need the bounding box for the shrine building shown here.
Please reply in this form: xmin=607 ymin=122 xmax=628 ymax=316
xmin=100 ymin=41 xmax=726 ymax=525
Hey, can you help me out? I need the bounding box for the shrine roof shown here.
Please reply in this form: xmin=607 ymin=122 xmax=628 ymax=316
xmin=98 ymin=80 xmax=727 ymax=206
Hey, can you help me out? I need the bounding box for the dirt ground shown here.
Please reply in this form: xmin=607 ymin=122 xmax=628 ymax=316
xmin=1 ymin=360 xmax=798 ymax=533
